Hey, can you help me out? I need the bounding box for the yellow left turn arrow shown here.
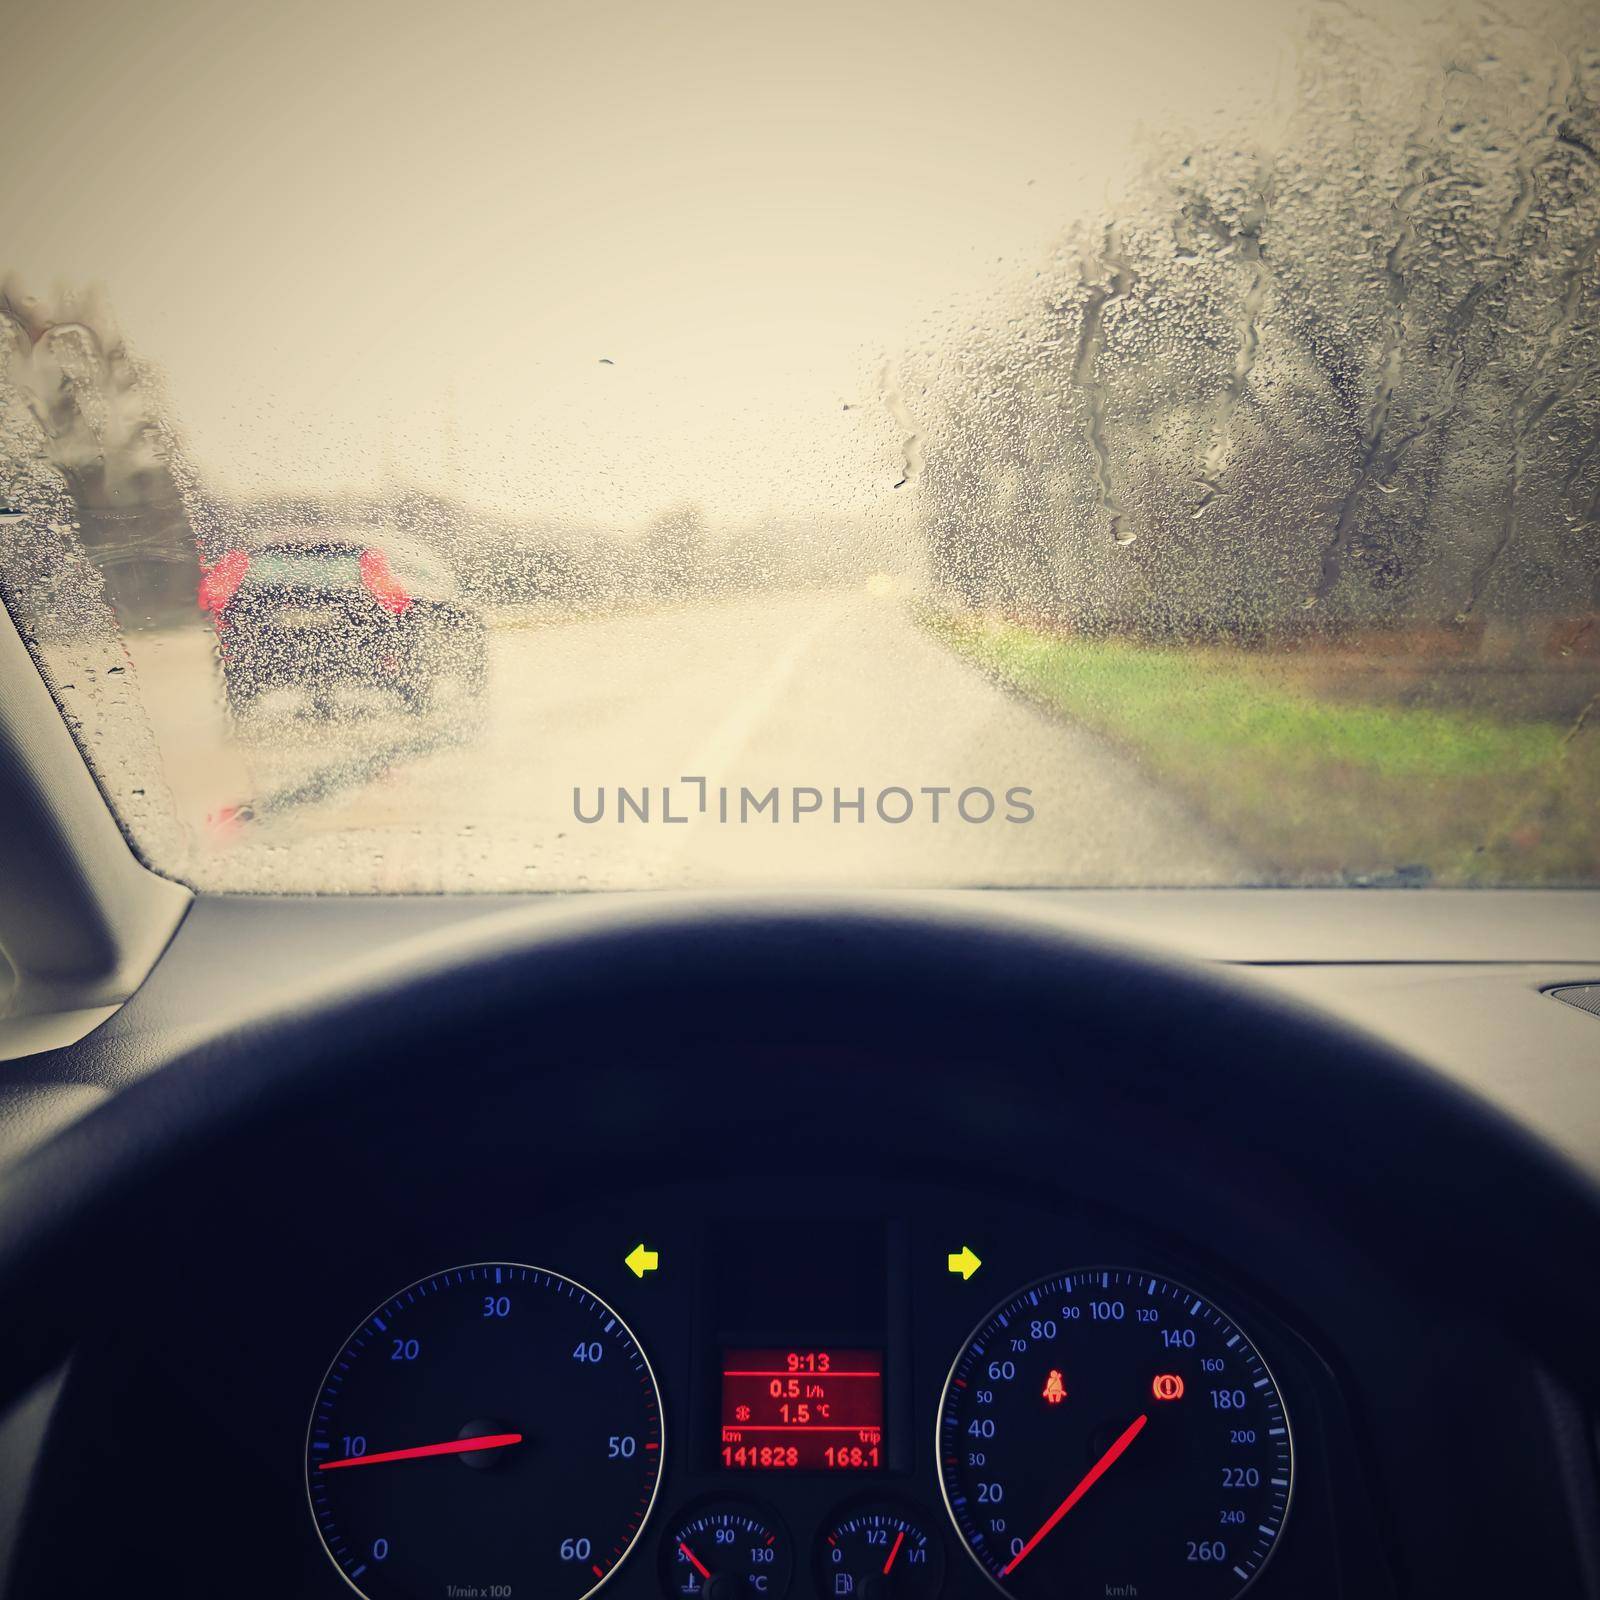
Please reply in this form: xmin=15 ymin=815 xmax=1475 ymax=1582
xmin=625 ymin=1242 xmax=660 ymax=1279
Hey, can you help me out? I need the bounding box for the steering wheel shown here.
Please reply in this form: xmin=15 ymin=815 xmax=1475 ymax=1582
xmin=3 ymin=893 xmax=1595 ymax=1357
xmin=0 ymin=894 xmax=1597 ymax=1600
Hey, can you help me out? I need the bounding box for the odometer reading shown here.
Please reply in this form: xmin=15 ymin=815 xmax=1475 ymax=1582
xmin=938 ymin=1269 xmax=1291 ymax=1599
xmin=721 ymin=1348 xmax=884 ymax=1470
xmin=307 ymin=1264 xmax=663 ymax=1600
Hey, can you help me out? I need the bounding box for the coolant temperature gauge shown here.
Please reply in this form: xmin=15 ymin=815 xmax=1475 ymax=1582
xmin=815 ymin=1505 xmax=946 ymax=1599
xmin=660 ymin=1500 xmax=793 ymax=1600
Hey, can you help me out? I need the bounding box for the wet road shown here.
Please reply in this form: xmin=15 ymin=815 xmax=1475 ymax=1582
xmin=126 ymin=588 xmax=1252 ymax=891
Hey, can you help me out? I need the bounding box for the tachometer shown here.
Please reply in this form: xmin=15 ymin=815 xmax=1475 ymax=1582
xmin=306 ymin=1263 xmax=663 ymax=1600
xmin=937 ymin=1268 xmax=1291 ymax=1599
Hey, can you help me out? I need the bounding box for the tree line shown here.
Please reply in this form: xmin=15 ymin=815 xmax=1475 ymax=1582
xmin=902 ymin=0 xmax=1600 ymax=643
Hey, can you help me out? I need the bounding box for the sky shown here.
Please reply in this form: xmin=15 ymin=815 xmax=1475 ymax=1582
xmin=1 ymin=0 xmax=1300 ymax=524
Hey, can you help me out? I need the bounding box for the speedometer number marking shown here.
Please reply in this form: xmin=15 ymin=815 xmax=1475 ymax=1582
xmin=937 ymin=1268 xmax=1292 ymax=1599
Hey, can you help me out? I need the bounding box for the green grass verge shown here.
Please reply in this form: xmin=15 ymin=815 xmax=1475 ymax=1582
xmin=923 ymin=610 xmax=1599 ymax=885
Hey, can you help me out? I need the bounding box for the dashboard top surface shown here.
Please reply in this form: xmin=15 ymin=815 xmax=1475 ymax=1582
xmin=4 ymin=889 xmax=1598 ymax=1187
xmin=0 ymin=891 xmax=1597 ymax=1599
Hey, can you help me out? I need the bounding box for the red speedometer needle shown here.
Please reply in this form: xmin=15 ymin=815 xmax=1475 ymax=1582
xmin=1000 ymin=1413 xmax=1148 ymax=1576
xmin=679 ymin=1543 xmax=712 ymax=1580
xmin=882 ymin=1529 xmax=905 ymax=1575
xmin=317 ymin=1431 xmax=523 ymax=1470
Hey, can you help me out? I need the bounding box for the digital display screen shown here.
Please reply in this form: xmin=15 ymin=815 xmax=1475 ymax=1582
xmin=720 ymin=1348 xmax=884 ymax=1470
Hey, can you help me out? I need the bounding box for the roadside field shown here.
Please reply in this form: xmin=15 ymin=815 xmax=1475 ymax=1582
xmin=923 ymin=611 xmax=1600 ymax=885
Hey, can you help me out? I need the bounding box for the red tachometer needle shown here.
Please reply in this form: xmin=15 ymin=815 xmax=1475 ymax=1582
xmin=882 ymin=1529 xmax=905 ymax=1575
xmin=317 ymin=1431 xmax=523 ymax=1470
xmin=679 ymin=1542 xmax=712 ymax=1580
xmin=1000 ymin=1413 xmax=1148 ymax=1576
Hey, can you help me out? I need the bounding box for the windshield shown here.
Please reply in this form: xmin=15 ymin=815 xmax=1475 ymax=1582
xmin=1 ymin=0 xmax=1595 ymax=891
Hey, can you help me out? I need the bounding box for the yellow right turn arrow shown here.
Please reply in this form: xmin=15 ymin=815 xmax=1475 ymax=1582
xmin=947 ymin=1245 xmax=982 ymax=1280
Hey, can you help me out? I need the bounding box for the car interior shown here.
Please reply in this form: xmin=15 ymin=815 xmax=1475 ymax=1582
xmin=2 ymin=1 xmax=1598 ymax=1598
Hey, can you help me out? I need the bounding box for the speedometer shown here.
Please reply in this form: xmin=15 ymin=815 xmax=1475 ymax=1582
xmin=937 ymin=1268 xmax=1291 ymax=1599
xmin=306 ymin=1263 xmax=663 ymax=1600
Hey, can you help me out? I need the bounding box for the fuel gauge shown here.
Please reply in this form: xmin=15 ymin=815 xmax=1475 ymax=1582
xmin=816 ymin=1504 xmax=946 ymax=1600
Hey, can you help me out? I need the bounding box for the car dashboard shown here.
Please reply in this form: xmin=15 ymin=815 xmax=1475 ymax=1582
xmin=0 ymin=891 xmax=1598 ymax=1600
xmin=19 ymin=1176 xmax=1402 ymax=1600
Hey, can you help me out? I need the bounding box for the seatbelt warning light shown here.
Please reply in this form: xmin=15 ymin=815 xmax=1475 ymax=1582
xmin=1041 ymin=1369 xmax=1067 ymax=1404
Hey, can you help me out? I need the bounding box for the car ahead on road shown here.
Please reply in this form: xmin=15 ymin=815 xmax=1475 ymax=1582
xmin=198 ymin=534 xmax=486 ymax=716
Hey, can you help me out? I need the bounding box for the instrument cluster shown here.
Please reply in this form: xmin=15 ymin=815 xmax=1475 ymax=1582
xmin=303 ymin=1204 xmax=1325 ymax=1600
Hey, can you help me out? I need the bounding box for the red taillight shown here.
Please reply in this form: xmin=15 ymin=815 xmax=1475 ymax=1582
xmin=359 ymin=548 xmax=413 ymax=616
xmin=198 ymin=548 xmax=250 ymax=612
